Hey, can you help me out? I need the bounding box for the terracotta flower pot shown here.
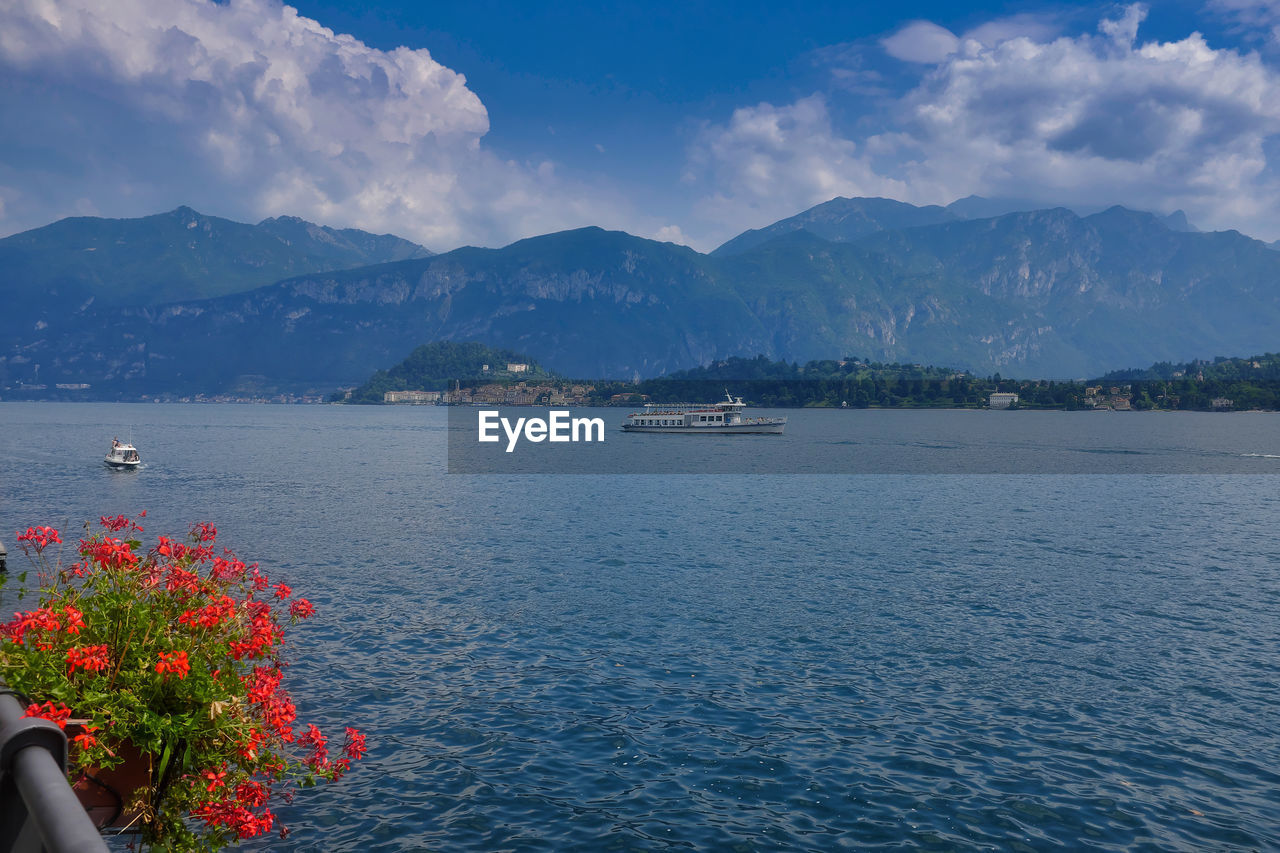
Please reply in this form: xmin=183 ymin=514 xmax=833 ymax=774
xmin=68 ymin=725 xmax=152 ymax=830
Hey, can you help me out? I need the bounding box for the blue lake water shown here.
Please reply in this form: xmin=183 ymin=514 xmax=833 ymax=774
xmin=2 ymin=403 xmax=1280 ymax=851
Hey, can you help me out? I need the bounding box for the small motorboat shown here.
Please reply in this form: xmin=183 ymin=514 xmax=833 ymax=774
xmin=104 ymin=439 xmax=141 ymax=469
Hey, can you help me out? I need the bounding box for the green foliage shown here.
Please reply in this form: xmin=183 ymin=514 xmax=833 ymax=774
xmin=0 ymin=518 xmax=366 ymax=850
xmin=608 ymin=354 xmax=1280 ymax=411
xmin=345 ymin=341 xmax=556 ymax=403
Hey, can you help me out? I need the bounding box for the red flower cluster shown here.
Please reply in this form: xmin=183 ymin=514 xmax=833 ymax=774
xmin=99 ymin=514 xmax=144 ymax=534
xmin=210 ymin=554 xmax=247 ymax=582
xmin=23 ymin=700 xmax=72 ymax=728
xmin=66 ymin=643 xmax=110 ymax=675
xmin=155 ymin=536 xmax=188 ymax=560
xmin=245 ymin=666 xmax=297 ymax=742
xmin=16 ymin=525 xmax=62 ymax=551
xmin=72 ymin=722 xmax=100 ymax=750
xmin=179 ymin=595 xmax=237 ymax=630
xmin=344 ymin=727 xmax=367 ymax=760
xmin=5 ymin=607 xmax=62 ymax=648
xmin=80 ymin=536 xmax=140 ymax=570
xmin=62 ymin=604 xmax=85 ymax=635
xmin=1 ymin=513 xmax=367 ymax=851
xmin=192 ymin=794 xmax=276 ymax=839
xmin=156 ymin=650 xmax=192 ymax=680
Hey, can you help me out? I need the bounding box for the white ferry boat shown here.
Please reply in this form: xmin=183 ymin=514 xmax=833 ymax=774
xmin=104 ymin=439 xmax=141 ymax=469
xmin=622 ymin=392 xmax=786 ymax=434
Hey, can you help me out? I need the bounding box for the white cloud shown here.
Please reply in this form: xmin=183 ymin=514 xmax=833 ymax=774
xmin=881 ymin=21 xmax=960 ymax=64
xmin=1209 ymin=0 xmax=1280 ymax=48
xmin=0 ymin=0 xmax=629 ymax=249
xmin=652 ymin=224 xmax=692 ymax=246
xmin=895 ymin=5 xmax=1280 ymax=233
xmin=1098 ymin=3 xmax=1147 ymax=44
xmin=688 ymin=4 xmax=1280 ymax=244
xmin=962 ymin=14 xmax=1061 ymax=48
xmin=683 ymin=95 xmax=909 ymax=246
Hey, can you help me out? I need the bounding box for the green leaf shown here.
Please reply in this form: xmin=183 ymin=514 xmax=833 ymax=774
xmin=158 ymin=740 xmax=173 ymax=782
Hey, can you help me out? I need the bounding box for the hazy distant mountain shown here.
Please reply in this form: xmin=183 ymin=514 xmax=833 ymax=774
xmin=945 ymin=195 xmax=1198 ymax=232
xmin=4 ymin=199 xmax=1279 ymax=395
xmin=715 ymin=205 xmax=1277 ymax=378
xmin=1159 ymin=209 xmax=1198 ymax=232
xmin=943 ymin=195 xmax=1051 ymax=220
xmin=0 ymin=206 xmax=431 ymax=316
xmin=711 ymin=196 xmax=957 ymax=256
xmin=714 ymin=196 xmax=1199 ymax=258
xmin=3 ymin=227 xmax=768 ymax=393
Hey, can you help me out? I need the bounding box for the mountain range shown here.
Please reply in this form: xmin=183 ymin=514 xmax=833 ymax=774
xmin=3 ymin=197 xmax=1279 ymax=396
xmin=0 ymin=206 xmax=430 ymax=317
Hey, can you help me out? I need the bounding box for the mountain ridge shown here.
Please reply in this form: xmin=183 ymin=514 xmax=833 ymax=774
xmin=0 ymin=206 xmax=432 ymax=316
xmin=3 ymin=198 xmax=1279 ymax=395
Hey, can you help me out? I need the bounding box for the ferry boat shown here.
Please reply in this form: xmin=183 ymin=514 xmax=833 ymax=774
xmin=622 ymin=392 xmax=786 ymax=434
xmin=104 ymin=439 xmax=141 ymax=469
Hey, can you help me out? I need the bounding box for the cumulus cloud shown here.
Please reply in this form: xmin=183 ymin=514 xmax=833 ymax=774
xmin=0 ymin=0 xmax=626 ymax=248
xmin=687 ymin=4 xmax=1280 ymax=244
xmin=652 ymin=224 xmax=692 ymax=246
xmin=683 ymin=95 xmax=909 ymax=243
xmin=881 ymin=21 xmax=960 ymax=64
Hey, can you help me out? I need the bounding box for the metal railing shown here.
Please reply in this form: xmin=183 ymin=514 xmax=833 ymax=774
xmin=0 ymin=680 xmax=109 ymax=853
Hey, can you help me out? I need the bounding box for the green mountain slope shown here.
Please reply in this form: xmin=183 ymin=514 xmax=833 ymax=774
xmin=5 ymin=199 xmax=1280 ymax=396
xmin=0 ymin=206 xmax=431 ymax=314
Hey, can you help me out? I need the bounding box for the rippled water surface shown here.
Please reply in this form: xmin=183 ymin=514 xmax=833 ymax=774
xmin=3 ymin=404 xmax=1280 ymax=851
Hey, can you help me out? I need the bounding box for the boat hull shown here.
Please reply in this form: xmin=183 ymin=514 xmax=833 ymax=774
xmin=104 ymin=459 xmax=141 ymax=469
xmin=621 ymin=423 xmax=785 ymax=435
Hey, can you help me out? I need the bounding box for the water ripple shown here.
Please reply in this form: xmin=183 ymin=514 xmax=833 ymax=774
xmin=3 ymin=405 xmax=1280 ymax=850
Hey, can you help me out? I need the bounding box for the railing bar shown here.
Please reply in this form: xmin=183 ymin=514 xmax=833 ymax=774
xmin=11 ymin=746 xmax=110 ymax=853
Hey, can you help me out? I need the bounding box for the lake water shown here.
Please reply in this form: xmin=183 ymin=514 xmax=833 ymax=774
xmin=2 ymin=404 xmax=1279 ymax=851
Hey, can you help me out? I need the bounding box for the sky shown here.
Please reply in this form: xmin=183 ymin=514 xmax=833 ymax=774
xmin=2 ymin=0 xmax=1280 ymax=252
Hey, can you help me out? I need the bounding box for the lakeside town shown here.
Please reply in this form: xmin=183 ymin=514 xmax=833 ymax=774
xmin=375 ymin=381 xmax=1243 ymax=412
xmin=1 ymin=349 xmax=1269 ymax=410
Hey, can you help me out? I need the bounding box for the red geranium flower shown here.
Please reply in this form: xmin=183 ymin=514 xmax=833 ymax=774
xmin=156 ymin=650 xmax=191 ymax=680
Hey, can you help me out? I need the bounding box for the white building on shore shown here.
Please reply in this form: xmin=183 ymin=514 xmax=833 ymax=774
xmin=988 ymin=392 xmax=1019 ymax=409
xmin=384 ymin=390 xmax=441 ymax=404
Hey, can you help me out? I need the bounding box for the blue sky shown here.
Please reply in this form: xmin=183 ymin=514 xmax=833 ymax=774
xmin=2 ymin=0 xmax=1279 ymax=250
